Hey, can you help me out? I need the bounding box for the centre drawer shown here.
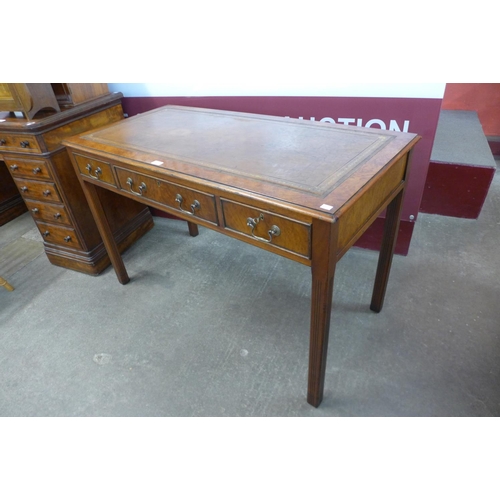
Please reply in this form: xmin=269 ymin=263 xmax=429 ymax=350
xmin=13 ymin=178 xmax=62 ymax=203
xmin=115 ymin=168 xmax=218 ymax=225
xmin=221 ymin=199 xmax=311 ymax=259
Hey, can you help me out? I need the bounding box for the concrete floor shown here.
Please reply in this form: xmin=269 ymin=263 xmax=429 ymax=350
xmin=1 ymin=163 xmax=499 ymax=417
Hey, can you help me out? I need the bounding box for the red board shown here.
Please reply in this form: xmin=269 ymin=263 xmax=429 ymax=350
xmin=420 ymin=161 xmax=495 ymax=219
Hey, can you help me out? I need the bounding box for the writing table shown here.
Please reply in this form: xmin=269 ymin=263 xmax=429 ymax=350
xmin=63 ymin=106 xmax=420 ymax=407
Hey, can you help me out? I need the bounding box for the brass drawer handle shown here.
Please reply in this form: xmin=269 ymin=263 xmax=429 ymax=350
xmin=126 ymin=177 xmax=147 ymax=196
xmin=10 ymin=164 xmax=18 ymax=171
xmin=86 ymin=164 xmax=102 ymax=180
xmin=175 ymin=194 xmax=200 ymax=215
xmin=20 ymin=186 xmax=28 ymax=192
xmin=32 ymin=167 xmax=41 ymax=174
xmin=43 ymin=190 xmax=51 ymax=197
xmin=0 ymin=139 xmax=6 ymax=146
xmin=64 ymin=236 xmax=72 ymax=242
xmin=54 ymin=213 xmax=62 ymax=219
xmin=42 ymin=231 xmax=50 ymax=237
xmin=246 ymin=213 xmax=281 ymax=243
xmin=31 ymin=208 xmax=39 ymax=214
xmin=20 ymin=140 xmax=30 ymax=148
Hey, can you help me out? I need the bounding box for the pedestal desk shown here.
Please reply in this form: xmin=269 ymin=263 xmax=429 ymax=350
xmin=0 ymin=93 xmax=153 ymax=274
xmin=64 ymin=106 xmax=420 ymax=407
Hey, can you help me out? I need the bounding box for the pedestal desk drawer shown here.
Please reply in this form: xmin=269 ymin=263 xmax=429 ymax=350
xmin=13 ymin=178 xmax=62 ymax=203
xmin=73 ymin=154 xmax=116 ymax=186
xmin=25 ymin=200 xmax=72 ymax=226
xmin=4 ymin=158 xmax=52 ymax=180
xmin=36 ymin=222 xmax=82 ymax=249
xmin=115 ymin=168 xmax=218 ymax=225
xmin=0 ymin=134 xmax=42 ymax=153
xmin=221 ymin=199 xmax=311 ymax=259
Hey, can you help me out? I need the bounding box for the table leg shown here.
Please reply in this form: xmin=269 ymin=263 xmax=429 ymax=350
xmin=307 ymin=219 xmax=338 ymax=407
xmin=82 ymin=181 xmax=130 ymax=285
xmin=370 ymin=187 xmax=405 ymax=313
xmin=187 ymin=221 xmax=199 ymax=237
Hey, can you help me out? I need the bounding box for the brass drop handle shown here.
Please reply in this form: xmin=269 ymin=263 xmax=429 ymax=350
xmin=42 ymin=190 xmax=51 ymax=197
xmin=175 ymin=194 xmax=200 ymax=215
xmin=64 ymin=236 xmax=72 ymax=242
xmin=126 ymin=177 xmax=147 ymax=196
xmin=86 ymin=164 xmax=102 ymax=180
xmin=0 ymin=139 xmax=6 ymax=146
xmin=10 ymin=164 xmax=18 ymax=171
xmin=32 ymin=167 xmax=41 ymax=174
xmin=54 ymin=213 xmax=61 ymax=219
xmin=20 ymin=140 xmax=29 ymax=148
xmin=42 ymin=231 xmax=50 ymax=237
xmin=20 ymin=186 xmax=28 ymax=192
xmin=31 ymin=208 xmax=39 ymax=214
xmin=246 ymin=213 xmax=281 ymax=243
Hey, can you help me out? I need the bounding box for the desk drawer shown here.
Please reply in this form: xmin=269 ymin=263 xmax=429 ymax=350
xmin=115 ymin=168 xmax=218 ymax=225
xmin=4 ymin=157 xmax=52 ymax=180
xmin=0 ymin=134 xmax=42 ymax=153
xmin=37 ymin=222 xmax=83 ymax=249
xmin=13 ymin=178 xmax=62 ymax=203
xmin=25 ymin=200 xmax=72 ymax=226
xmin=73 ymin=154 xmax=116 ymax=186
xmin=221 ymin=199 xmax=311 ymax=259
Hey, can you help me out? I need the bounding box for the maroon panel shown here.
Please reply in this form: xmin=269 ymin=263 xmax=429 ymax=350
xmin=355 ymin=218 xmax=414 ymax=257
xmin=488 ymin=139 xmax=500 ymax=156
xmin=420 ymin=161 xmax=495 ymax=219
xmin=122 ymin=96 xmax=442 ymax=254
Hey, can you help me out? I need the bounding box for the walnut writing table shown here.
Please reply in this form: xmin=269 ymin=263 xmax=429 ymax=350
xmin=63 ymin=106 xmax=420 ymax=407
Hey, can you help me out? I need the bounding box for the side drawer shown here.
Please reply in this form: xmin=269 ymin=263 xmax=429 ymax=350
xmin=221 ymin=199 xmax=311 ymax=259
xmin=13 ymin=178 xmax=62 ymax=203
xmin=0 ymin=134 xmax=42 ymax=153
xmin=73 ymin=153 xmax=116 ymax=186
xmin=4 ymin=157 xmax=53 ymax=180
xmin=36 ymin=222 xmax=83 ymax=250
xmin=115 ymin=167 xmax=218 ymax=225
xmin=25 ymin=200 xmax=72 ymax=226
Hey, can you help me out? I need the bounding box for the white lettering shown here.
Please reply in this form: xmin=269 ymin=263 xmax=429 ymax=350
xmin=337 ymin=118 xmax=356 ymax=125
xmin=285 ymin=115 xmax=411 ymax=132
xmin=365 ymin=119 xmax=386 ymax=129
xmin=389 ymin=119 xmax=410 ymax=133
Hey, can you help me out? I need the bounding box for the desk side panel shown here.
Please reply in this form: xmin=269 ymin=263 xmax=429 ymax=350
xmin=336 ymin=153 xmax=408 ymax=257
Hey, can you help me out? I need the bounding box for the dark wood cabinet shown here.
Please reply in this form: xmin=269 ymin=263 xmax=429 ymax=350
xmin=0 ymin=89 xmax=153 ymax=275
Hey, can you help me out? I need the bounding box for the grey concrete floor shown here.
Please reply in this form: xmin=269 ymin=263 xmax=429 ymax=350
xmin=1 ymin=164 xmax=499 ymax=417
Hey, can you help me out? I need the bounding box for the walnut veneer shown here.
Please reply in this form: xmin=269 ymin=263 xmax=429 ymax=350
xmin=64 ymin=105 xmax=420 ymax=407
xmin=0 ymin=92 xmax=154 ymax=275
